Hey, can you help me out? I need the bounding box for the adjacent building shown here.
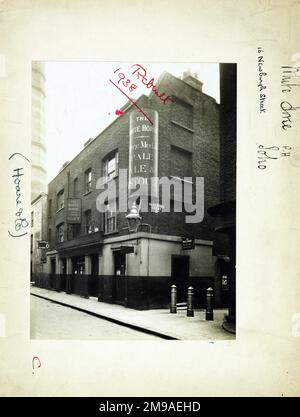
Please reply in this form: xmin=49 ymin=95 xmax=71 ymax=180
xmin=31 ymin=192 xmax=48 ymax=275
xmin=31 ymin=61 xmax=47 ymax=201
xmin=31 ymin=62 xmax=48 ymax=280
xmin=32 ymin=69 xmax=225 ymax=310
xmin=208 ymin=64 xmax=237 ymax=329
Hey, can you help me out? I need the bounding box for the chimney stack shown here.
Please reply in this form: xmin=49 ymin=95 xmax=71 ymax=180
xmin=182 ymin=69 xmax=203 ymax=91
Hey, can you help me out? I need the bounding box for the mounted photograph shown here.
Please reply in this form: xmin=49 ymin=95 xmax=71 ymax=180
xmin=30 ymin=61 xmax=236 ymax=340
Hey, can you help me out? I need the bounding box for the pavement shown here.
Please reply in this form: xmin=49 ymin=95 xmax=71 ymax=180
xmin=31 ymin=296 xmax=161 ymax=340
xmin=30 ymin=286 xmax=235 ymax=341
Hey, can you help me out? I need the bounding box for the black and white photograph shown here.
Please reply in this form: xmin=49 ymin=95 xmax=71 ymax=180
xmin=30 ymin=62 xmax=236 ymax=340
xmin=1 ymin=0 xmax=299 ymax=400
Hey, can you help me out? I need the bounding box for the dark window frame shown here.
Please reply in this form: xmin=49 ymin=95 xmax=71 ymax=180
xmin=84 ymin=168 xmax=92 ymax=194
xmin=56 ymin=189 xmax=65 ymax=211
xmin=84 ymin=209 xmax=92 ymax=234
xmin=73 ymin=178 xmax=78 ymax=197
xmin=56 ymin=223 xmax=64 ymax=243
xmin=104 ymin=201 xmax=117 ymax=234
xmin=103 ymin=150 xmax=119 ymax=182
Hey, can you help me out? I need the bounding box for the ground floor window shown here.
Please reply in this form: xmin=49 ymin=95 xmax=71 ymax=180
xmin=56 ymin=223 xmax=64 ymax=242
xmin=72 ymin=256 xmax=85 ymax=274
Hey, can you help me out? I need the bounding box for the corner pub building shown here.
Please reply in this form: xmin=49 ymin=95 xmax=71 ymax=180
xmin=33 ymin=69 xmax=226 ymax=310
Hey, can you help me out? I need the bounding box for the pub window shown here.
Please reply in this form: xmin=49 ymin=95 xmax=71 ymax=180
xmin=73 ymin=178 xmax=78 ymax=197
xmin=104 ymin=201 xmax=117 ymax=234
xmin=30 ymin=234 xmax=33 ymax=253
xmin=72 ymin=223 xmax=81 ymax=238
xmin=170 ymin=145 xmax=193 ymax=178
xmin=84 ymin=210 xmax=92 ymax=234
xmin=73 ymin=256 xmax=85 ymax=275
xmin=171 ymin=98 xmax=193 ymax=129
xmin=56 ymin=223 xmax=64 ymax=243
xmin=85 ymin=169 xmax=92 ymax=193
xmin=103 ymin=151 xmax=118 ymax=181
xmin=56 ymin=189 xmax=64 ymax=211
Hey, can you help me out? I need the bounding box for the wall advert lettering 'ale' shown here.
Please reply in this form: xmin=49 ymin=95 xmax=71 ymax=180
xmin=128 ymin=109 xmax=159 ymax=206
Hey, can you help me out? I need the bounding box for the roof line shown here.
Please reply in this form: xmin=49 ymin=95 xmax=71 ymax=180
xmin=48 ymin=94 xmax=148 ymax=184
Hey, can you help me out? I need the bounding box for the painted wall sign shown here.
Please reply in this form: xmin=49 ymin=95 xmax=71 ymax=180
xmin=66 ymin=198 xmax=82 ymax=224
xmin=129 ymin=109 xmax=158 ymax=202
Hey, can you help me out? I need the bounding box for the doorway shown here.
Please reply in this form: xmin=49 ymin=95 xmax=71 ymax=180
xmin=171 ymin=255 xmax=190 ymax=303
xmin=89 ymin=254 xmax=99 ymax=297
xmin=91 ymin=254 xmax=99 ymax=275
xmin=60 ymin=258 xmax=67 ymax=292
xmin=50 ymin=258 xmax=56 ymax=289
xmin=113 ymin=251 xmax=126 ymax=305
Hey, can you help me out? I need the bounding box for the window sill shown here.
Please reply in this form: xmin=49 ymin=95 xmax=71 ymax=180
xmin=55 ymin=207 xmax=64 ymax=214
xmin=104 ymin=230 xmax=119 ymax=236
xmin=101 ymin=174 xmax=119 ymax=185
xmin=83 ymin=191 xmax=92 ymax=197
xmin=171 ymin=120 xmax=194 ymax=133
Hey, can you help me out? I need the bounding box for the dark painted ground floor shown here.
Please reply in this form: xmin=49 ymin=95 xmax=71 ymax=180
xmin=31 ymin=272 xmax=229 ymax=310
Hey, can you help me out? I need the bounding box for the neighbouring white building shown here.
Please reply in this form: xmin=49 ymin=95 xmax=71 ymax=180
xmin=31 ymin=192 xmax=48 ymax=274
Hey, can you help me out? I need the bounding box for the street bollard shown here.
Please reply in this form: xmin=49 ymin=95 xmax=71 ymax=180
xmin=206 ymin=287 xmax=214 ymax=321
xmin=170 ymin=284 xmax=177 ymax=313
xmin=187 ymin=286 xmax=194 ymax=317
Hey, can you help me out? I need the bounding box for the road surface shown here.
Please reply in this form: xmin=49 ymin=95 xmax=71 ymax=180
xmin=30 ymin=295 xmax=160 ymax=340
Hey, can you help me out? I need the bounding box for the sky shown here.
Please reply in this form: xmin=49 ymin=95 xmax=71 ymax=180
xmin=44 ymin=62 xmax=220 ymax=182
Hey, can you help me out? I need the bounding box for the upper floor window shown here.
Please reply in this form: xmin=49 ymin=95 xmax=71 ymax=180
xmin=84 ymin=210 xmax=92 ymax=234
xmin=103 ymin=151 xmax=118 ymax=181
xmin=104 ymin=201 xmax=117 ymax=234
xmin=56 ymin=189 xmax=64 ymax=211
xmin=31 ymin=234 xmax=33 ymax=253
xmin=31 ymin=211 xmax=34 ymax=227
xmin=171 ymin=98 xmax=193 ymax=130
xmin=85 ymin=169 xmax=92 ymax=193
xmin=73 ymin=178 xmax=78 ymax=197
xmin=56 ymin=223 xmax=64 ymax=243
xmin=71 ymin=223 xmax=81 ymax=239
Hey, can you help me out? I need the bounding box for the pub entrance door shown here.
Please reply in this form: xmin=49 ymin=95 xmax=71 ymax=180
xmin=60 ymin=258 xmax=67 ymax=292
xmin=50 ymin=258 xmax=56 ymax=289
xmin=89 ymin=254 xmax=99 ymax=297
xmin=113 ymin=251 xmax=126 ymax=305
xmin=171 ymin=255 xmax=190 ymax=303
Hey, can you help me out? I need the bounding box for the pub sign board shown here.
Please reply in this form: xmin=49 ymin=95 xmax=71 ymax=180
xmin=181 ymin=236 xmax=195 ymax=250
xmin=66 ymin=198 xmax=82 ymax=224
xmin=38 ymin=240 xmax=50 ymax=249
